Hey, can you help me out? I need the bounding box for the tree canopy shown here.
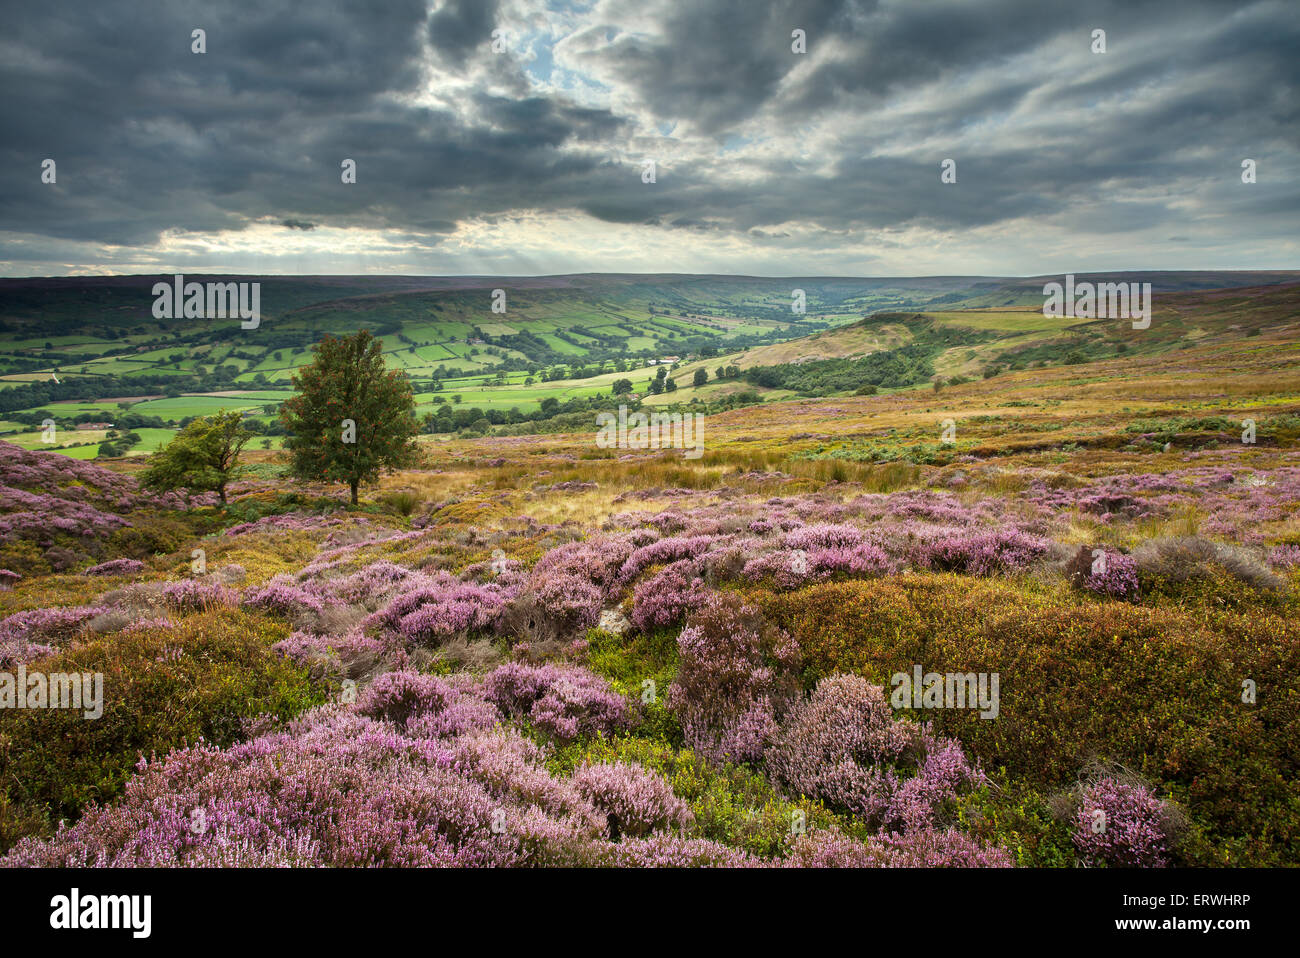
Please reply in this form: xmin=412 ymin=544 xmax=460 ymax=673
xmin=279 ymin=329 xmax=419 ymax=504
xmin=140 ymin=409 xmax=252 ymax=504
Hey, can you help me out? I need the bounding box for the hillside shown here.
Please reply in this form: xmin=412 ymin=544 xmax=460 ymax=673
xmin=3 ymin=303 xmax=1299 ymax=870
xmin=2 ymin=273 xmax=1297 ymax=458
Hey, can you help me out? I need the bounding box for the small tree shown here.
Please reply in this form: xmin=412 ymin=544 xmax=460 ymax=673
xmin=693 ymin=368 xmax=709 ymax=387
xmin=279 ymin=330 xmax=418 ymax=505
xmin=612 ymin=378 xmax=633 ymax=396
xmin=141 ymin=410 xmax=251 ymax=504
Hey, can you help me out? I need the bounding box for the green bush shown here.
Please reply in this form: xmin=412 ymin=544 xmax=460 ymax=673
xmin=0 ymin=608 xmax=326 ymax=851
xmin=752 ymin=575 xmax=1300 ymax=865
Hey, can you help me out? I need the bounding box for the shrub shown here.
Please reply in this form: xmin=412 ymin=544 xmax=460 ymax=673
xmin=630 ymin=561 xmax=707 ymax=631
xmin=755 ymin=576 xmax=1300 ymax=865
xmin=1064 ymin=545 xmax=1139 ymax=599
xmin=1132 ymin=536 xmax=1285 ymax=596
xmin=912 ymin=528 xmax=1052 ymax=576
xmin=571 ymin=762 xmax=693 ymax=838
xmin=0 ymin=609 xmax=325 ymax=852
xmin=83 ymin=558 xmax=146 ymax=577
xmin=1071 ymin=775 xmax=1176 ymax=868
xmin=507 ymin=572 xmax=604 ymax=641
xmin=365 ymin=573 xmax=512 ymax=644
xmin=481 ymin=663 xmax=631 ymax=741
xmin=766 ymin=674 xmax=983 ymax=830
xmin=666 ymin=591 xmax=800 ymax=764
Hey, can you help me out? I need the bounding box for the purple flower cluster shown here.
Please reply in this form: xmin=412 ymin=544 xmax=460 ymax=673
xmin=1267 ymin=544 xmax=1300 ymax=569
xmin=364 ymin=572 xmax=512 ymax=644
xmin=0 ymin=604 xmax=108 ymax=666
xmin=1072 ymin=776 xmax=1173 ymax=868
xmin=767 ymin=674 xmax=985 ymax=831
xmin=1080 ymin=549 xmax=1140 ymax=599
xmin=159 ymin=578 xmax=240 ymax=612
xmin=82 ymin=558 xmax=146 ymax=577
xmin=784 ymin=828 xmax=1011 ymax=868
xmin=667 ymin=592 xmax=799 ymax=764
xmin=245 ymin=578 xmax=327 ymax=617
xmin=912 ymin=527 xmax=1052 ymax=576
xmin=356 ymin=670 xmax=500 ymax=738
xmin=630 ymin=561 xmax=707 ymax=631
xmin=481 ymin=662 xmax=631 ymax=741
xmin=571 ymin=762 xmax=693 ymax=838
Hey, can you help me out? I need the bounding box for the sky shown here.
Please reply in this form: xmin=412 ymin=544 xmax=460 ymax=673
xmin=1 ymin=0 xmax=1296 ymax=278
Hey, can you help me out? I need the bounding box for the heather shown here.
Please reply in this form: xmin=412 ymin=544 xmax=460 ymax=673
xmin=0 ymin=609 xmax=325 ymax=850
xmin=4 ymin=384 xmax=1299 ymax=870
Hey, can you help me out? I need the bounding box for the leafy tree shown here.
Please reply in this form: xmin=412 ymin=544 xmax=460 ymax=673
xmin=140 ymin=410 xmax=252 ymax=504
xmin=279 ymin=330 xmax=419 ymax=505
xmin=612 ymin=378 xmax=633 ymax=395
xmin=693 ymin=368 xmax=709 ymax=387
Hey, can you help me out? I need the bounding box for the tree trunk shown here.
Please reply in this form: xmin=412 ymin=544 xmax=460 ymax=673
xmin=350 ymin=479 xmax=359 ymax=505
xmin=218 ymin=484 xmax=227 ymax=505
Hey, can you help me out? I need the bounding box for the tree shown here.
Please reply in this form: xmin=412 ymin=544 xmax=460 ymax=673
xmin=612 ymin=378 xmax=633 ymax=396
xmin=693 ymin=368 xmax=709 ymax=387
xmin=279 ymin=329 xmax=419 ymax=505
xmin=140 ymin=410 xmax=252 ymax=504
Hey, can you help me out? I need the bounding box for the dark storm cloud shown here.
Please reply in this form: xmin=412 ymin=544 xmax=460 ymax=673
xmin=427 ymin=0 xmax=501 ymax=68
xmin=0 ymin=0 xmax=1296 ymax=272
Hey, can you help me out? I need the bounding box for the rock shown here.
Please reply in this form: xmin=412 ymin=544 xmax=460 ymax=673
xmin=598 ymin=607 xmax=631 ymax=635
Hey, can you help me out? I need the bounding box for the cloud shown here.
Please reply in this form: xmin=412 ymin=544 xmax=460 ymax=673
xmin=0 ymin=0 xmax=1296 ymax=275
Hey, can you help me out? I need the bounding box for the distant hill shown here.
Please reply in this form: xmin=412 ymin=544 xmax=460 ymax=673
xmin=2 ymin=272 xmax=1297 ymax=456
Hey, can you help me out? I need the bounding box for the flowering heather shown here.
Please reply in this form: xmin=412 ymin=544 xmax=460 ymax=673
xmin=1267 ymin=544 xmax=1300 ymax=569
xmin=365 ymin=572 xmax=512 ymax=644
xmin=667 ymin=592 xmax=800 ymax=764
xmin=871 ymin=828 xmax=1014 ymax=867
xmin=572 ymin=762 xmax=693 ymax=838
xmin=245 ymin=578 xmax=327 ymax=617
xmin=780 ymin=828 xmax=1010 ymax=868
xmin=159 ymin=578 xmax=241 ymax=612
xmin=530 ymin=535 xmax=639 ymax=598
xmin=1073 ymin=777 xmax=1173 ymax=868
xmin=2 ymin=711 xmax=518 ymax=867
xmin=83 ymin=558 xmax=146 ymax=577
xmin=611 ymin=833 xmax=759 ymax=868
xmin=358 ymin=670 xmax=501 ymax=738
xmin=619 ymin=535 xmax=716 ymax=583
xmin=525 ymin=571 xmax=604 ymax=633
xmin=481 ymin=662 xmax=631 ymax=741
xmin=221 ymin=513 xmax=354 ymax=537
xmin=780 ymin=523 xmax=866 ymax=551
xmin=767 ymin=674 xmax=983 ymax=831
xmin=0 ymin=604 xmax=109 ymax=666
xmin=912 ymin=527 xmax=1052 ymax=576
xmin=0 ymin=441 xmax=217 ymax=550
xmin=272 ymin=628 xmax=386 ymax=672
xmin=1066 ymin=547 xmax=1140 ymax=600
xmin=630 ymin=561 xmax=707 ymax=631
xmin=0 ymin=484 xmax=132 ymax=544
